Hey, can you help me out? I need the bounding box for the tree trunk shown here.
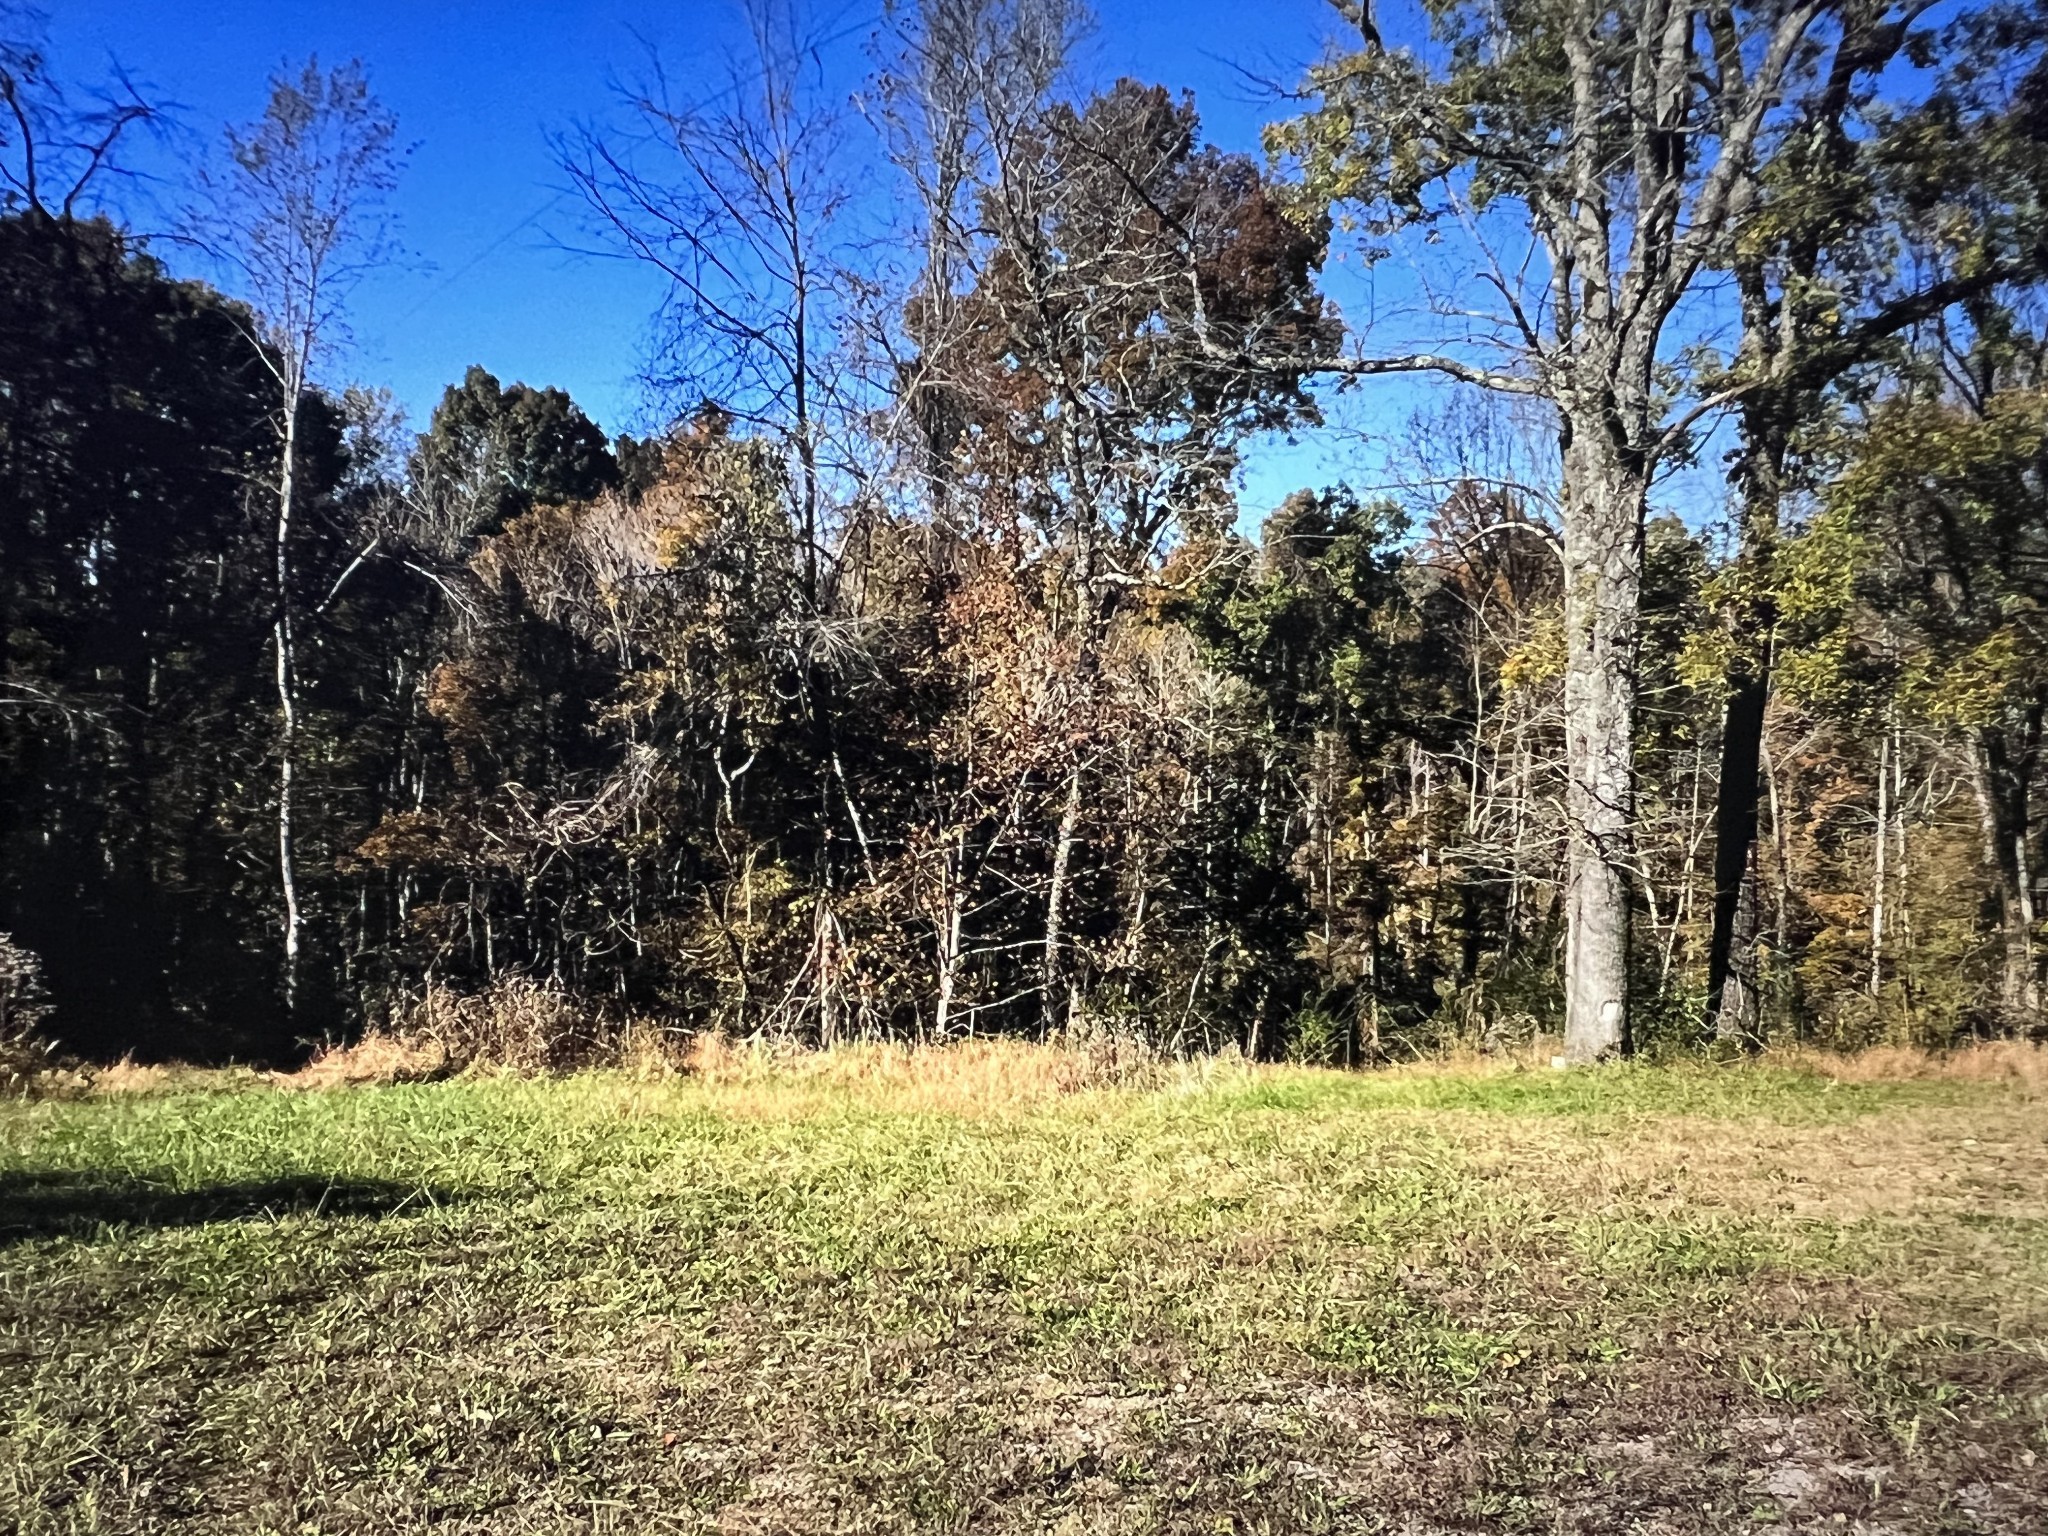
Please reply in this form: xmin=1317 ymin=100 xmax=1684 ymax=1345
xmin=934 ymin=832 xmax=966 ymax=1040
xmin=1869 ymin=725 xmax=1890 ymax=999
xmin=1040 ymin=761 xmax=1083 ymax=1040
xmin=1970 ymin=727 xmax=2041 ymax=1024
xmin=1708 ymin=370 xmax=1790 ymax=1048
xmin=1709 ymin=671 xmax=1767 ymax=1047
xmin=1559 ymin=426 xmax=1641 ymax=1062
xmin=1893 ymin=725 xmax=1916 ymax=1012
xmin=274 ymin=392 xmax=303 ymax=1015
xmin=1717 ymin=837 xmax=1764 ymax=1045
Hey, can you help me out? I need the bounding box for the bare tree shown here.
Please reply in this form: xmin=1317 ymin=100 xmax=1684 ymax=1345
xmin=563 ymin=2 xmax=916 ymax=1039
xmin=560 ymin=0 xmax=859 ymax=604
xmin=0 ymin=7 xmax=159 ymax=759
xmin=879 ymin=0 xmax=1336 ymax=1037
xmin=0 ymin=5 xmax=158 ymax=226
xmin=195 ymin=58 xmax=405 ymax=1012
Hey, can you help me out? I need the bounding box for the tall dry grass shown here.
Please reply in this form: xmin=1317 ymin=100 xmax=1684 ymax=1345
xmin=290 ymin=976 xmax=670 ymax=1086
xmin=21 ymin=968 xmax=2048 ymax=1100
xmin=289 ymin=972 xmax=1189 ymax=1103
xmin=1769 ymin=1036 xmax=2048 ymax=1087
xmin=675 ymin=1031 xmax=1189 ymax=1112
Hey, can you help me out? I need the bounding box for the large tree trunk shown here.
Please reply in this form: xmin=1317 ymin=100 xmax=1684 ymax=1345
xmin=1709 ymin=670 xmax=1768 ymax=1045
xmin=1970 ymin=723 xmax=2042 ymax=1025
xmin=1708 ymin=360 xmax=1791 ymax=1048
xmin=1559 ymin=424 xmax=1642 ymax=1062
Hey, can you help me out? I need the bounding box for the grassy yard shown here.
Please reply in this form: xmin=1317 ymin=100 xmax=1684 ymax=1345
xmin=2 ymin=1046 xmax=2044 ymax=1534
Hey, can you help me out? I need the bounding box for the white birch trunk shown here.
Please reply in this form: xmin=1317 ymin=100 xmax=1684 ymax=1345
xmin=275 ymin=390 xmax=303 ymax=1013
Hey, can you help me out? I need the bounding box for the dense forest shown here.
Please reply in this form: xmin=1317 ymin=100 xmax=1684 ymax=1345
xmin=4 ymin=0 xmax=2047 ymax=1067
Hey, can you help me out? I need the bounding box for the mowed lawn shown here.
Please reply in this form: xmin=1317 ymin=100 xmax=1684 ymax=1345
xmin=2 ymin=1049 xmax=2045 ymax=1534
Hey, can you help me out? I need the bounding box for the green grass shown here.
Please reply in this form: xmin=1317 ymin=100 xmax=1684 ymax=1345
xmin=3 ymin=1054 xmax=2045 ymax=1533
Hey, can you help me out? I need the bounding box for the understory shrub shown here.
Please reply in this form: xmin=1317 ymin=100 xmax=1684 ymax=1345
xmin=0 ymin=932 xmax=59 ymax=1095
xmin=295 ymin=975 xmax=689 ymax=1084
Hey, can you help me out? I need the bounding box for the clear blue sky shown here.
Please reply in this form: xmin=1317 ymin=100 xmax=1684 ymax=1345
xmin=47 ymin=1 xmax=1737 ymax=528
xmin=49 ymin=2 xmax=1371 ymax=486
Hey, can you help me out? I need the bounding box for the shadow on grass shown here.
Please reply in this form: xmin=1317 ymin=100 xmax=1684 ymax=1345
xmin=0 ymin=1172 xmax=453 ymax=1245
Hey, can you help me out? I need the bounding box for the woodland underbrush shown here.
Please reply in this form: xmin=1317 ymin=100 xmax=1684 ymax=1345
xmin=298 ymin=977 xmax=1180 ymax=1093
xmin=293 ymin=976 xmax=2048 ymax=1097
xmin=11 ymin=968 xmax=2048 ymax=1106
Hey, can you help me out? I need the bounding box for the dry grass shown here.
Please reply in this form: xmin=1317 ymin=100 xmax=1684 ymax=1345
xmin=1383 ymin=1035 xmax=2048 ymax=1090
xmin=28 ymin=979 xmax=2048 ymax=1105
xmin=1441 ymin=1093 xmax=2048 ymax=1229
xmin=677 ymin=1032 xmax=1186 ymax=1112
xmin=396 ymin=976 xmax=617 ymax=1070
xmin=1771 ymin=1036 xmax=2048 ymax=1088
xmin=1370 ymin=1035 xmax=1570 ymax=1075
xmin=284 ymin=1032 xmax=461 ymax=1089
xmin=49 ymin=1028 xmax=2048 ymax=1135
xmin=2 ymin=1052 xmax=244 ymax=1102
xmin=276 ymin=1018 xmax=1195 ymax=1110
xmin=284 ymin=979 xmax=674 ymax=1088
xmin=81 ymin=1058 xmax=187 ymax=1095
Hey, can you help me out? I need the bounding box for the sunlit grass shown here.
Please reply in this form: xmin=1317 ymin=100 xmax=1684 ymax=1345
xmin=3 ymin=1049 xmax=2044 ymax=1532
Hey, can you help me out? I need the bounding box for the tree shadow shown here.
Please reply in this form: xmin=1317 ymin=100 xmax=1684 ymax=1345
xmin=0 ymin=1172 xmax=455 ymax=1246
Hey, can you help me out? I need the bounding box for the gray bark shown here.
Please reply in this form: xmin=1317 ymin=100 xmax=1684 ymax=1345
xmin=933 ymin=834 xmax=966 ymax=1039
xmin=1040 ymin=761 xmax=1083 ymax=1039
xmin=1559 ymin=421 xmax=1642 ymax=1062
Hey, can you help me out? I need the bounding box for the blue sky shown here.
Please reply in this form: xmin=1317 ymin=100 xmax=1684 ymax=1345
xmin=44 ymin=1 xmax=1749 ymax=532
xmin=47 ymin=1 xmax=1408 ymax=510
